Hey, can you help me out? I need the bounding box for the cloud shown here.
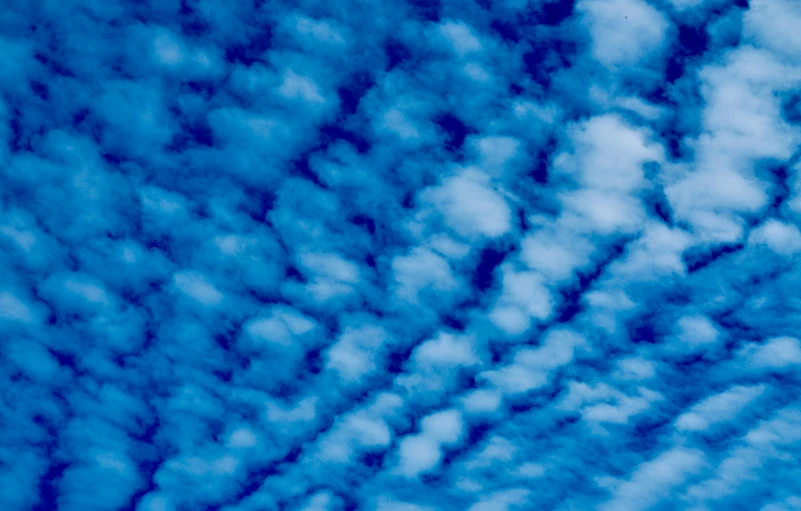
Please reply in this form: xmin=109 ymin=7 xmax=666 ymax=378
xmin=745 ymin=0 xmax=801 ymax=62
xmin=742 ymin=337 xmax=801 ymax=370
xmin=3 ymin=0 xmax=801 ymax=509
xmin=601 ymin=447 xmax=706 ymax=511
xmin=749 ymin=219 xmax=801 ymax=255
xmin=579 ymin=0 xmax=670 ymax=67
xmin=675 ymin=384 xmax=766 ymax=432
xmin=684 ymin=407 xmax=801 ymax=507
xmin=423 ymin=168 xmax=513 ymax=239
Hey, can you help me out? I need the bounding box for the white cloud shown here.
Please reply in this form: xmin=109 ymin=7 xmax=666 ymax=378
xmin=610 ymin=223 xmax=691 ymax=279
xmin=392 ymin=247 xmax=460 ymax=302
xmin=614 ymin=357 xmax=657 ymax=380
xmin=675 ymin=384 xmax=766 ymax=432
xmin=439 ymin=21 xmax=483 ymax=57
xmin=685 ymin=408 xmax=801 ymax=505
xmin=277 ymin=70 xmax=327 ymax=106
xmin=467 ymin=488 xmax=530 ymax=511
xmin=666 ymin=46 xmax=801 ymax=240
xmin=300 ymin=491 xmax=336 ymax=511
xmin=517 ymin=328 xmax=586 ymax=371
xmin=326 ymin=324 xmax=390 ymax=382
xmin=396 ymin=435 xmax=442 ymax=478
xmin=293 ymin=15 xmax=347 ymax=46
xmin=380 ymin=108 xmax=422 ymax=141
xmin=469 ymin=136 xmax=522 ymax=175
xmin=745 ymin=0 xmax=801 ymax=62
xmin=243 ymin=306 xmax=316 ymax=349
xmin=749 ymin=220 xmax=801 ymax=255
xmin=579 ymin=0 xmax=670 ymax=66
xmin=675 ymin=315 xmax=720 ymax=348
xmin=460 ymin=389 xmax=504 ymax=415
xmin=226 ymin=427 xmax=259 ymax=449
xmin=743 ymin=337 xmax=801 ymax=369
xmin=560 ymin=381 xmax=663 ymax=426
xmin=412 ymin=332 xmax=480 ymax=369
xmin=420 ymin=408 xmax=464 ymax=444
xmin=487 ymin=305 xmax=532 ymax=337
xmin=602 ymin=448 xmax=706 ymax=511
xmin=761 ymin=496 xmax=801 ymax=511
xmin=424 ymin=169 xmax=512 ymax=238
xmin=0 ymin=291 xmax=35 ymax=323
xmin=562 ymin=189 xmax=645 ymax=234
xmin=479 ymin=329 xmax=584 ymax=394
xmin=556 ymin=114 xmax=662 ymax=193
xmin=489 ymin=267 xmax=553 ymax=335
xmin=520 ymin=229 xmax=594 ymax=282
xmin=173 ymin=270 xmax=224 ymax=307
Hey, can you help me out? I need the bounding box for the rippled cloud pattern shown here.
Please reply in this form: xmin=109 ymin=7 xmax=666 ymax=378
xmin=2 ymin=0 xmax=801 ymax=509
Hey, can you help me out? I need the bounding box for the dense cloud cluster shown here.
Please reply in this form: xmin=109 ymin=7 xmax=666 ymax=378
xmin=2 ymin=0 xmax=801 ymax=509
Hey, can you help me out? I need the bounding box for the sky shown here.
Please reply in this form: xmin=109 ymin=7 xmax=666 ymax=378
xmin=2 ymin=0 xmax=801 ymax=509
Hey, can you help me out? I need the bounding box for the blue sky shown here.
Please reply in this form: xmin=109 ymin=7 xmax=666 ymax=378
xmin=2 ymin=0 xmax=801 ymax=509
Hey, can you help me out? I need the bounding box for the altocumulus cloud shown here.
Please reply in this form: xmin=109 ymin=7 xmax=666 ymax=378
xmin=2 ymin=0 xmax=801 ymax=510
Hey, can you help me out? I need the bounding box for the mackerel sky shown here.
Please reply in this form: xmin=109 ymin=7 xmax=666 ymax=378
xmin=2 ymin=0 xmax=801 ymax=509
